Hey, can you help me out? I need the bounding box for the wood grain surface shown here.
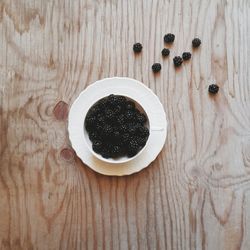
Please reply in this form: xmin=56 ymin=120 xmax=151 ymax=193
xmin=1 ymin=0 xmax=250 ymax=249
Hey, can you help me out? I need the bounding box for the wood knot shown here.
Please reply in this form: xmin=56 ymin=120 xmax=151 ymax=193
xmin=60 ymin=147 xmax=75 ymax=162
xmin=53 ymin=101 xmax=68 ymax=121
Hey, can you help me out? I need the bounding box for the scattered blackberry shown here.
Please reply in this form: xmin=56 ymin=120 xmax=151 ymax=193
xmin=152 ymin=63 xmax=162 ymax=73
xmin=164 ymin=33 xmax=175 ymax=43
xmin=192 ymin=38 xmax=201 ymax=48
xmin=208 ymin=84 xmax=219 ymax=94
xmin=133 ymin=43 xmax=143 ymax=53
xmin=182 ymin=52 xmax=192 ymax=61
xmin=162 ymin=48 xmax=170 ymax=57
xmin=173 ymin=56 xmax=183 ymax=67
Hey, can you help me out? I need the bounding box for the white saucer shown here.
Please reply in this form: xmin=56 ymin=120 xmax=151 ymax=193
xmin=68 ymin=77 xmax=167 ymax=176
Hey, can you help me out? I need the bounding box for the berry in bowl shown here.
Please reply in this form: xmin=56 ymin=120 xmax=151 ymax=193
xmin=84 ymin=94 xmax=150 ymax=164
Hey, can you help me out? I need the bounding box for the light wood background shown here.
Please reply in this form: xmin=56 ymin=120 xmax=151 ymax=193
xmin=1 ymin=0 xmax=250 ymax=249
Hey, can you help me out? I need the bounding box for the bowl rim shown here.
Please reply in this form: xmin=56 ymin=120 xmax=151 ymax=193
xmin=83 ymin=94 xmax=151 ymax=164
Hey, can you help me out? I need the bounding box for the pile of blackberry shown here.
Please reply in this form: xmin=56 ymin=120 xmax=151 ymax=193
xmin=85 ymin=94 xmax=149 ymax=159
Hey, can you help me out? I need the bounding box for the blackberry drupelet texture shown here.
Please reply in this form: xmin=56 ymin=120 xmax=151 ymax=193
xmin=85 ymin=95 xmax=149 ymax=159
xmin=162 ymin=48 xmax=170 ymax=57
xmin=208 ymin=84 xmax=219 ymax=94
xmin=173 ymin=56 xmax=183 ymax=67
xmin=192 ymin=38 xmax=201 ymax=48
xmin=164 ymin=33 xmax=175 ymax=43
xmin=182 ymin=52 xmax=192 ymax=61
xmin=133 ymin=43 xmax=143 ymax=53
xmin=152 ymin=63 xmax=162 ymax=73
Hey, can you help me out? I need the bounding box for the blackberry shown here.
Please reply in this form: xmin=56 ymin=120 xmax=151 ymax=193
xmin=110 ymin=145 xmax=122 ymax=157
xmin=127 ymin=140 xmax=140 ymax=157
xmin=119 ymin=124 xmax=128 ymax=133
xmin=105 ymin=109 xmax=115 ymax=120
xmin=133 ymin=43 xmax=143 ymax=53
xmin=103 ymin=124 xmax=113 ymax=137
xmin=135 ymin=136 xmax=147 ymax=147
xmin=182 ymin=52 xmax=192 ymax=61
xmin=125 ymin=110 xmax=135 ymax=121
xmin=113 ymin=130 xmax=121 ymax=140
xmin=164 ymin=33 xmax=175 ymax=43
xmin=138 ymin=126 xmax=149 ymax=138
xmin=162 ymin=48 xmax=170 ymax=57
xmin=85 ymin=116 xmax=96 ymax=132
xmin=152 ymin=63 xmax=162 ymax=73
xmin=192 ymin=38 xmax=201 ymax=48
xmin=136 ymin=113 xmax=147 ymax=124
xmin=117 ymin=114 xmax=125 ymax=125
xmin=116 ymin=95 xmax=127 ymax=106
xmin=89 ymin=131 xmax=100 ymax=141
xmin=208 ymin=84 xmax=219 ymax=94
xmin=173 ymin=56 xmax=183 ymax=67
xmin=126 ymin=101 xmax=135 ymax=110
xmin=107 ymin=94 xmax=117 ymax=106
xmin=127 ymin=124 xmax=137 ymax=135
xmin=101 ymin=148 xmax=111 ymax=159
xmin=85 ymin=95 xmax=150 ymax=159
xmin=92 ymin=140 xmax=103 ymax=153
xmin=122 ymin=133 xmax=130 ymax=143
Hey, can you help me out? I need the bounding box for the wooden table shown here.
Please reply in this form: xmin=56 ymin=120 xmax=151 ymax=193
xmin=1 ymin=0 xmax=250 ymax=249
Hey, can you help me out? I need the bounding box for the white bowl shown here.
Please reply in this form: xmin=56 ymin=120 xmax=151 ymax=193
xmin=83 ymin=95 xmax=150 ymax=164
xmin=68 ymin=77 xmax=167 ymax=176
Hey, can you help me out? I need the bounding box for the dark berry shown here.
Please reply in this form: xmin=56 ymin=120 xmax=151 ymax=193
xmin=85 ymin=117 xmax=96 ymax=132
xmin=173 ymin=56 xmax=183 ymax=67
xmin=119 ymin=124 xmax=128 ymax=133
xmin=192 ymin=38 xmax=201 ymax=48
xmin=125 ymin=110 xmax=135 ymax=121
xmin=208 ymin=84 xmax=219 ymax=94
xmin=122 ymin=133 xmax=130 ymax=143
xmin=136 ymin=113 xmax=147 ymax=124
xmin=133 ymin=43 xmax=143 ymax=53
xmin=117 ymin=114 xmax=125 ymax=124
xmin=86 ymin=94 xmax=150 ymax=159
xmin=135 ymin=136 xmax=147 ymax=147
xmin=110 ymin=145 xmax=122 ymax=157
xmin=103 ymin=124 xmax=113 ymax=137
xmin=152 ymin=63 xmax=161 ymax=73
xmin=164 ymin=33 xmax=175 ymax=43
xmin=138 ymin=126 xmax=149 ymax=138
xmin=92 ymin=140 xmax=103 ymax=153
xmin=101 ymin=148 xmax=111 ymax=159
xmin=105 ymin=109 xmax=115 ymax=120
xmin=89 ymin=132 xmax=100 ymax=141
xmin=182 ymin=52 xmax=192 ymax=61
xmin=162 ymin=48 xmax=170 ymax=57
xmin=126 ymin=101 xmax=135 ymax=110
xmin=127 ymin=140 xmax=140 ymax=157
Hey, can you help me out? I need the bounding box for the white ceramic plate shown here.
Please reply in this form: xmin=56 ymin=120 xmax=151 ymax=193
xmin=68 ymin=77 xmax=167 ymax=176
